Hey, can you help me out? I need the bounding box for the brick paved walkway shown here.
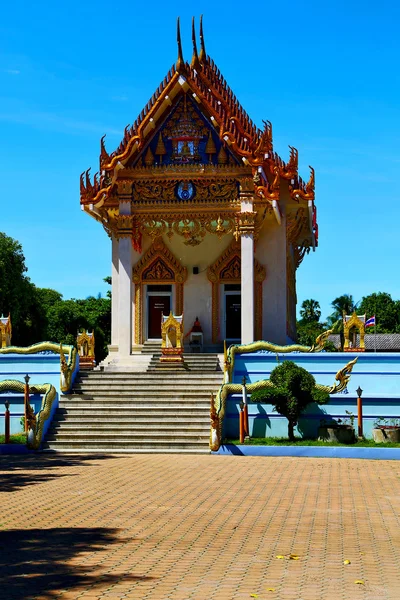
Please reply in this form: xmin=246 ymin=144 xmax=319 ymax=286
xmin=1 ymin=454 xmax=399 ymax=600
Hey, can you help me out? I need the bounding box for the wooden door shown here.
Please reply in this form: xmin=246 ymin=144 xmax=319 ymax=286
xmin=148 ymin=295 xmax=171 ymax=339
xmin=225 ymin=294 xmax=241 ymax=339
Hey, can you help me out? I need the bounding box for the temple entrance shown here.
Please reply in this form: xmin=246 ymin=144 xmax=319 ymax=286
xmin=147 ymin=285 xmax=172 ymax=340
xmin=224 ymin=285 xmax=241 ymax=340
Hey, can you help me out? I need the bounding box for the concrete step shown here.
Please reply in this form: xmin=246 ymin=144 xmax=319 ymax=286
xmin=53 ymin=414 xmax=209 ymax=422
xmin=148 ymin=352 xmax=219 ymax=363
xmin=45 ymin=433 xmax=209 ymax=442
xmin=79 ymin=370 xmax=222 ymax=377
xmin=73 ymin=382 xmax=220 ymax=390
xmin=147 ymin=366 xmax=220 ymax=371
xmin=70 ymin=395 xmax=216 ymax=401
xmin=45 ymin=359 xmax=217 ymax=453
xmin=48 ymin=421 xmax=209 ymax=429
xmin=55 ymin=409 xmax=209 ymax=417
xmin=58 ymin=404 xmax=210 ymax=412
xmin=75 ymin=380 xmax=222 ymax=388
xmin=72 ymin=389 xmax=219 ymax=396
xmin=41 ymin=441 xmax=210 ymax=454
xmin=78 ymin=372 xmax=223 ymax=379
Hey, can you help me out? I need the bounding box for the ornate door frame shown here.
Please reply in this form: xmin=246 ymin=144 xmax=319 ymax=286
xmin=207 ymin=240 xmax=266 ymax=343
xmin=132 ymin=237 xmax=188 ymax=345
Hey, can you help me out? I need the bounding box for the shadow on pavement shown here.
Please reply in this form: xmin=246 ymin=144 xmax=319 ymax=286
xmin=0 ymin=454 xmax=118 ymax=493
xmin=0 ymin=527 xmax=155 ymax=599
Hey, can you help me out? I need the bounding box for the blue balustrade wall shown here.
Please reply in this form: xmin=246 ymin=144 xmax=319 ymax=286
xmin=224 ymin=352 xmax=400 ymax=439
xmin=0 ymin=353 xmax=73 ymax=439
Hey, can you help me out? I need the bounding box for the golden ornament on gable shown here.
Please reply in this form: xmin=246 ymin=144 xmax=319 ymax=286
xmin=142 ymin=258 xmax=174 ymax=281
xmin=116 ymin=180 xmax=133 ymax=195
xmin=239 ymin=177 xmax=255 ymax=194
xmin=233 ymin=211 xmax=257 ymax=240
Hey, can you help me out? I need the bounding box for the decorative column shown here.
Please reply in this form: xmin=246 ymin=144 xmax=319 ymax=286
xmin=111 ymin=235 xmax=119 ymax=347
xmin=117 ymin=202 xmax=133 ymax=357
xmin=236 ymin=180 xmax=256 ymax=344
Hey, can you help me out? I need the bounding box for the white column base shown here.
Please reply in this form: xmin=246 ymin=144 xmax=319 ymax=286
xmin=241 ymin=232 xmax=254 ymax=344
xmin=117 ymin=236 xmax=132 ymax=357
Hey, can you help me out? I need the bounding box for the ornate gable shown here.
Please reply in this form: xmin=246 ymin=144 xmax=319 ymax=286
xmin=127 ymin=93 xmax=240 ymax=169
xmin=133 ymin=237 xmax=188 ymax=284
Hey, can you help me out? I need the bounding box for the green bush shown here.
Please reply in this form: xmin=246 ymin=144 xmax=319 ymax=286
xmin=250 ymin=360 xmax=330 ymax=441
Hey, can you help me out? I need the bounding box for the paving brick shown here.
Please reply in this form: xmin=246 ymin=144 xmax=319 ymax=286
xmin=1 ymin=454 xmax=400 ymax=599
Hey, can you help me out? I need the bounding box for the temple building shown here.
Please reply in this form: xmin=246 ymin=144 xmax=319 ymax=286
xmin=80 ymin=17 xmax=318 ymax=367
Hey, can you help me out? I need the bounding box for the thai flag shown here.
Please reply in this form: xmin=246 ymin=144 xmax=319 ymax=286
xmin=365 ymin=316 xmax=376 ymax=328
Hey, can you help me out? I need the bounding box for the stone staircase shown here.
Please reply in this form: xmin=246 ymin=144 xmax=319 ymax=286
xmin=42 ymin=353 xmax=224 ymax=454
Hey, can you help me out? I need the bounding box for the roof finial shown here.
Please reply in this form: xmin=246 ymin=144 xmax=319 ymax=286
xmin=191 ymin=16 xmax=200 ymax=68
xmin=176 ymin=17 xmax=184 ymax=72
xmin=199 ymin=14 xmax=206 ymax=63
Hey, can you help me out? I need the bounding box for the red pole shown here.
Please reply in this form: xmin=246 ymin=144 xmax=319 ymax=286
xmin=357 ymin=395 xmax=363 ymax=438
xmin=24 ymin=377 xmax=30 ymax=434
xmin=243 ymin=404 xmax=249 ymax=436
xmin=5 ymin=401 xmax=10 ymax=444
xmin=239 ymin=405 xmax=245 ymax=443
xmin=242 ymin=377 xmax=249 ymax=437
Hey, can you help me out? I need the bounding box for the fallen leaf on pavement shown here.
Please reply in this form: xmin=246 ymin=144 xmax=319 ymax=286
xmin=343 ymin=560 xmax=351 ymax=565
xmin=354 ymin=580 xmax=365 ymax=585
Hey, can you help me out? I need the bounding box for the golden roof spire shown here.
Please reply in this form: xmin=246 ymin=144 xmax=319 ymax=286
xmin=176 ymin=17 xmax=185 ymax=73
xmin=199 ymin=14 xmax=206 ymax=63
xmin=191 ymin=17 xmax=200 ymax=68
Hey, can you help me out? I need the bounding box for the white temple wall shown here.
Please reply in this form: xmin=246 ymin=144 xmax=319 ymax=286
xmin=164 ymin=234 xmax=231 ymax=345
xmin=256 ymin=215 xmax=288 ymax=345
xmin=111 ymin=236 xmax=119 ymax=347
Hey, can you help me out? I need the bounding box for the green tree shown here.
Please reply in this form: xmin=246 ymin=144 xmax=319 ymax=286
xmin=296 ymin=299 xmax=336 ymax=350
xmin=296 ymin=320 xmax=325 ymax=347
xmin=35 ymin=288 xmax=63 ymax=312
xmin=327 ymin=294 xmax=355 ymax=326
xmin=299 ymin=299 xmax=321 ymax=323
xmin=76 ymin=295 xmax=111 ymax=361
xmin=0 ymin=232 xmax=42 ymax=345
xmin=45 ymin=299 xmax=85 ymax=346
xmin=250 ymin=361 xmax=330 ymax=441
xmin=358 ymin=292 xmax=399 ymax=333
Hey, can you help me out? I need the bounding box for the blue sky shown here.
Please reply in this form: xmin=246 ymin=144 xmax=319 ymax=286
xmin=1 ymin=1 xmax=399 ymax=321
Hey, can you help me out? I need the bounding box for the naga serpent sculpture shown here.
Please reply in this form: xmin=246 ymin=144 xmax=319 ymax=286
xmin=0 ymin=342 xmax=78 ymax=393
xmin=0 ymin=379 xmax=56 ymax=450
xmin=224 ymin=329 xmax=334 ymax=384
xmin=211 ymin=343 xmax=358 ymax=451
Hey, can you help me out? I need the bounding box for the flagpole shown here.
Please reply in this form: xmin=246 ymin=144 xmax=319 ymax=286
xmin=374 ymin=304 xmax=377 ymax=353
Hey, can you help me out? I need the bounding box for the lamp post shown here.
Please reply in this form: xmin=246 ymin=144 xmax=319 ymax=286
xmin=4 ymin=400 xmax=10 ymax=444
xmin=24 ymin=374 xmax=30 ymax=434
xmin=356 ymin=386 xmax=363 ymax=439
xmin=241 ymin=375 xmax=249 ymax=437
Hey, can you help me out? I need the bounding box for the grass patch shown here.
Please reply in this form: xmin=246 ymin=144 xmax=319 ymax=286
xmin=0 ymin=433 xmax=27 ymax=445
xmin=226 ymin=437 xmax=400 ymax=448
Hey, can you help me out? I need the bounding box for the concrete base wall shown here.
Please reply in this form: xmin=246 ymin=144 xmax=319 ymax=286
xmin=0 ymin=353 xmax=67 ymax=437
xmin=224 ymin=352 xmax=400 ymax=440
